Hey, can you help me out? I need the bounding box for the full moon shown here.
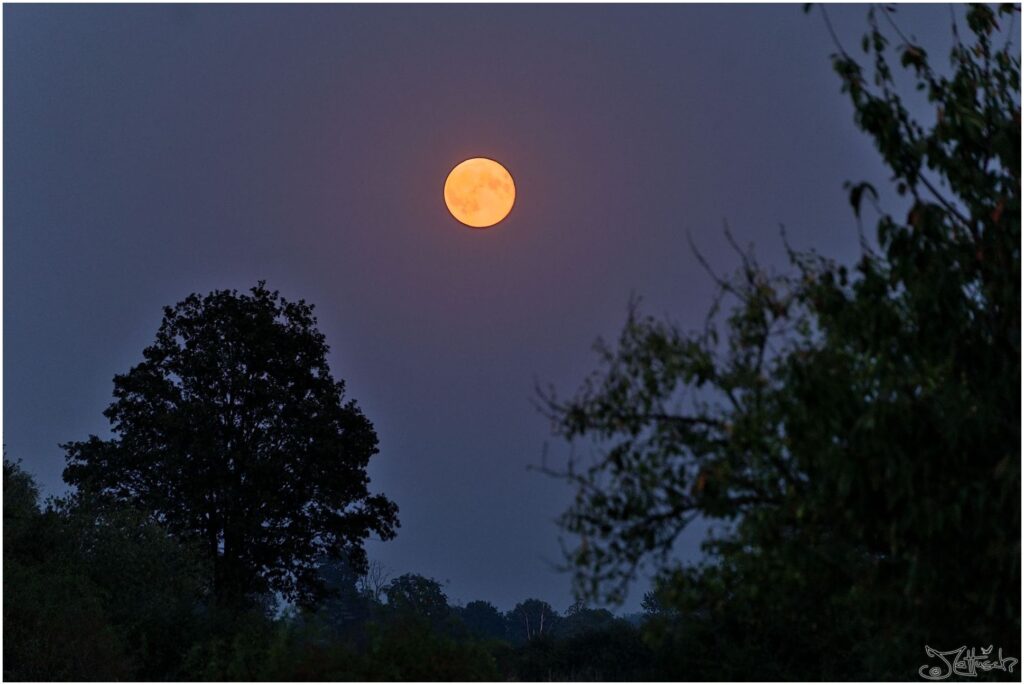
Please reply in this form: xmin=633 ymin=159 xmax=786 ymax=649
xmin=444 ymin=157 xmax=516 ymax=228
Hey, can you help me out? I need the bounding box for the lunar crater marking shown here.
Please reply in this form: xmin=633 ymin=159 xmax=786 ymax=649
xmin=444 ymin=158 xmax=516 ymax=228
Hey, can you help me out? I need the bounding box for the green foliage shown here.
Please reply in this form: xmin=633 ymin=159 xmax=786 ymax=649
xmin=4 ymin=461 xmax=127 ymax=680
xmin=543 ymin=5 xmax=1020 ymax=678
xmin=4 ymin=462 xmax=649 ymax=682
xmin=181 ymin=610 xmax=281 ymax=680
xmin=55 ymin=497 xmax=207 ymax=677
xmin=4 ymin=459 xmax=204 ymax=680
xmin=4 ymin=560 xmax=133 ymax=681
xmin=63 ymin=282 xmax=399 ymax=609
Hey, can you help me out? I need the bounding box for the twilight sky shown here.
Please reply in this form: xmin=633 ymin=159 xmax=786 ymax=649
xmin=5 ymin=3 xmax=956 ymax=612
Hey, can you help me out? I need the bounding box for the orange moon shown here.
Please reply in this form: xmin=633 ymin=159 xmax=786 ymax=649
xmin=443 ymin=158 xmax=516 ymax=228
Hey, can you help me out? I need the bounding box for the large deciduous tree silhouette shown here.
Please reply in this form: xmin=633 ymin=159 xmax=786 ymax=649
xmin=63 ymin=282 xmax=399 ymax=610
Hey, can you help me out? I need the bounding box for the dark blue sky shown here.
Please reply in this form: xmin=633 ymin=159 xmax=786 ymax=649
xmin=5 ymin=3 xmax=956 ymax=612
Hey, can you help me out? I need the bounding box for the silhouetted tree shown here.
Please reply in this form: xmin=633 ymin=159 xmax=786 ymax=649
xmin=458 ymin=600 xmax=508 ymax=641
xmin=57 ymin=492 xmax=208 ymax=678
xmin=640 ymin=590 xmax=661 ymax=616
xmin=507 ymin=599 xmax=560 ymax=645
xmin=541 ymin=5 xmax=1019 ymax=678
xmin=383 ymin=573 xmax=450 ymax=626
xmin=313 ymin=555 xmax=372 ymax=638
xmin=63 ymin=283 xmax=399 ymax=610
xmin=4 ymin=459 xmax=206 ymax=680
xmin=510 ymin=606 xmax=649 ymax=681
xmin=560 ymin=603 xmax=616 ymax=638
xmin=3 ymin=460 xmax=127 ymax=680
xmin=357 ymin=559 xmax=391 ymax=603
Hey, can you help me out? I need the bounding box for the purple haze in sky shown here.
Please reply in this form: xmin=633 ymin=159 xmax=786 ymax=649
xmin=5 ymin=4 xmax=958 ymax=612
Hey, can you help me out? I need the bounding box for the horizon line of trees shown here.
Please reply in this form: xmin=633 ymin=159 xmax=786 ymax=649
xmin=4 ymin=4 xmax=1019 ymax=681
xmin=5 ymin=460 xmax=659 ymax=679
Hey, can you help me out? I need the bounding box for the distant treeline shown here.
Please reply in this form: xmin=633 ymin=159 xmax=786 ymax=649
xmin=5 ymin=461 xmax=656 ymax=680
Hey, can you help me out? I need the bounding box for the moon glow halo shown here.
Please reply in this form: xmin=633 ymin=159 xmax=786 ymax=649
xmin=444 ymin=158 xmax=516 ymax=228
